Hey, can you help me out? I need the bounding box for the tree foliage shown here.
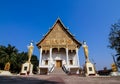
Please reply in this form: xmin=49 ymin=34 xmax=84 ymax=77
xmin=108 ymin=20 xmax=120 ymax=68
xmin=0 ymin=44 xmax=39 ymax=73
xmin=0 ymin=44 xmax=18 ymax=71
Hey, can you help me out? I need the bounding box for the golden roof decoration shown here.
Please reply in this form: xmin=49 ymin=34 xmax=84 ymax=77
xmin=36 ymin=18 xmax=82 ymax=49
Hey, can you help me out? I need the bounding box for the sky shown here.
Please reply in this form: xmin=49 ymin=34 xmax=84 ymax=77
xmin=0 ymin=0 xmax=120 ymax=70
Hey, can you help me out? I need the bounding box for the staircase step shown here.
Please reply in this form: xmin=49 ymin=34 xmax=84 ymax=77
xmin=50 ymin=68 xmax=67 ymax=76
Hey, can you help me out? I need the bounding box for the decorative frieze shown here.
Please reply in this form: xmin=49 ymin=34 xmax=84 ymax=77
xmin=41 ymin=45 xmax=77 ymax=51
xmin=41 ymin=39 xmax=74 ymax=46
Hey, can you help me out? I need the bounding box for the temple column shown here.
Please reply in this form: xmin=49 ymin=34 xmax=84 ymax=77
xmin=66 ymin=48 xmax=69 ymax=67
xmin=49 ymin=48 xmax=52 ymax=65
xmin=39 ymin=48 xmax=42 ymax=67
xmin=76 ymin=48 xmax=80 ymax=66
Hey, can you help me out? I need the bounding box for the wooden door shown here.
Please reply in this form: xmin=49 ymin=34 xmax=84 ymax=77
xmin=56 ymin=60 xmax=62 ymax=68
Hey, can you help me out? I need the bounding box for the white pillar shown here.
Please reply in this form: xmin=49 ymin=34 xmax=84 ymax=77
xmin=66 ymin=48 xmax=69 ymax=67
xmin=76 ymin=48 xmax=80 ymax=66
xmin=49 ymin=48 xmax=52 ymax=65
xmin=39 ymin=48 xmax=42 ymax=67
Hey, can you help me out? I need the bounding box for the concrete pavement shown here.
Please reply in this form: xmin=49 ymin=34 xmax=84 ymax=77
xmin=0 ymin=75 xmax=120 ymax=84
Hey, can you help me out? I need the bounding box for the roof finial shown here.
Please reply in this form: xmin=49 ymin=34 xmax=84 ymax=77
xmin=57 ymin=16 xmax=60 ymax=20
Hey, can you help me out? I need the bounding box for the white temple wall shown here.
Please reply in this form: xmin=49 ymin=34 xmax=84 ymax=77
xmin=52 ymin=48 xmax=66 ymax=65
xmin=42 ymin=51 xmax=49 ymax=65
xmin=40 ymin=48 xmax=79 ymax=66
xmin=68 ymin=51 xmax=76 ymax=65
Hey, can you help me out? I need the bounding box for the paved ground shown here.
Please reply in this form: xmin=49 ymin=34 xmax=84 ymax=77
xmin=0 ymin=75 xmax=120 ymax=84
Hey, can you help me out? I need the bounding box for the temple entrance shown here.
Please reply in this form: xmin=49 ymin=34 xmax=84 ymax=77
xmin=56 ymin=60 xmax=62 ymax=68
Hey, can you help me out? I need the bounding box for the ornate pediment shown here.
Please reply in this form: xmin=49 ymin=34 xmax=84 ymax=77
xmin=37 ymin=19 xmax=81 ymax=50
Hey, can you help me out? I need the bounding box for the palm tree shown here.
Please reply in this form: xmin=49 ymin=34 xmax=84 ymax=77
xmin=0 ymin=44 xmax=39 ymax=73
xmin=0 ymin=45 xmax=6 ymax=69
xmin=0 ymin=44 xmax=18 ymax=71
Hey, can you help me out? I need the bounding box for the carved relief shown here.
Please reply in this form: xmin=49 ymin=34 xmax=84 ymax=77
xmin=39 ymin=21 xmax=78 ymax=50
xmin=68 ymin=45 xmax=76 ymax=50
xmin=43 ymin=39 xmax=73 ymax=45
xmin=45 ymin=40 xmax=50 ymax=45
xmin=42 ymin=45 xmax=50 ymax=51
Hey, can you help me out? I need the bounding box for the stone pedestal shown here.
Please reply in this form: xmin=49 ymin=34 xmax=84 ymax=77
xmin=0 ymin=70 xmax=12 ymax=75
xmin=85 ymin=62 xmax=96 ymax=76
xmin=110 ymin=72 xmax=120 ymax=76
xmin=20 ymin=62 xmax=33 ymax=75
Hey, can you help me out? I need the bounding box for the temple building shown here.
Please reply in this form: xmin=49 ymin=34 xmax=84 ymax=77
xmin=36 ymin=18 xmax=82 ymax=74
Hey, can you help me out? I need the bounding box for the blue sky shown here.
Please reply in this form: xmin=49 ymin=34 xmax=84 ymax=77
xmin=0 ymin=0 xmax=120 ymax=70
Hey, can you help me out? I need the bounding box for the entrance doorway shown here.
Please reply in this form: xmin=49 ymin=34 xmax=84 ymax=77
xmin=56 ymin=60 xmax=62 ymax=68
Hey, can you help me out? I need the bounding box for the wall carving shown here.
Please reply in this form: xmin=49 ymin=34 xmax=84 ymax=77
xmin=39 ymin=21 xmax=79 ymax=51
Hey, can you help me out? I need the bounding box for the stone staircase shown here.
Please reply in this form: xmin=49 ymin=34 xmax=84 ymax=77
xmin=50 ymin=68 xmax=67 ymax=76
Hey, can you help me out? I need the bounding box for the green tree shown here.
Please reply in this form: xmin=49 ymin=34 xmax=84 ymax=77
xmin=0 ymin=44 xmax=18 ymax=71
xmin=0 ymin=45 xmax=6 ymax=70
xmin=31 ymin=55 xmax=39 ymax=73
xmin=0 ymin=44 xmax=39 ymax=73
xmin=108 ymin=20 xmax=120 ymax=68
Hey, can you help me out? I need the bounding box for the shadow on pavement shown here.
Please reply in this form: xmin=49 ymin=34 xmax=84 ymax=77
xmin=0 ymin=76 xmax=63 ymax=84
